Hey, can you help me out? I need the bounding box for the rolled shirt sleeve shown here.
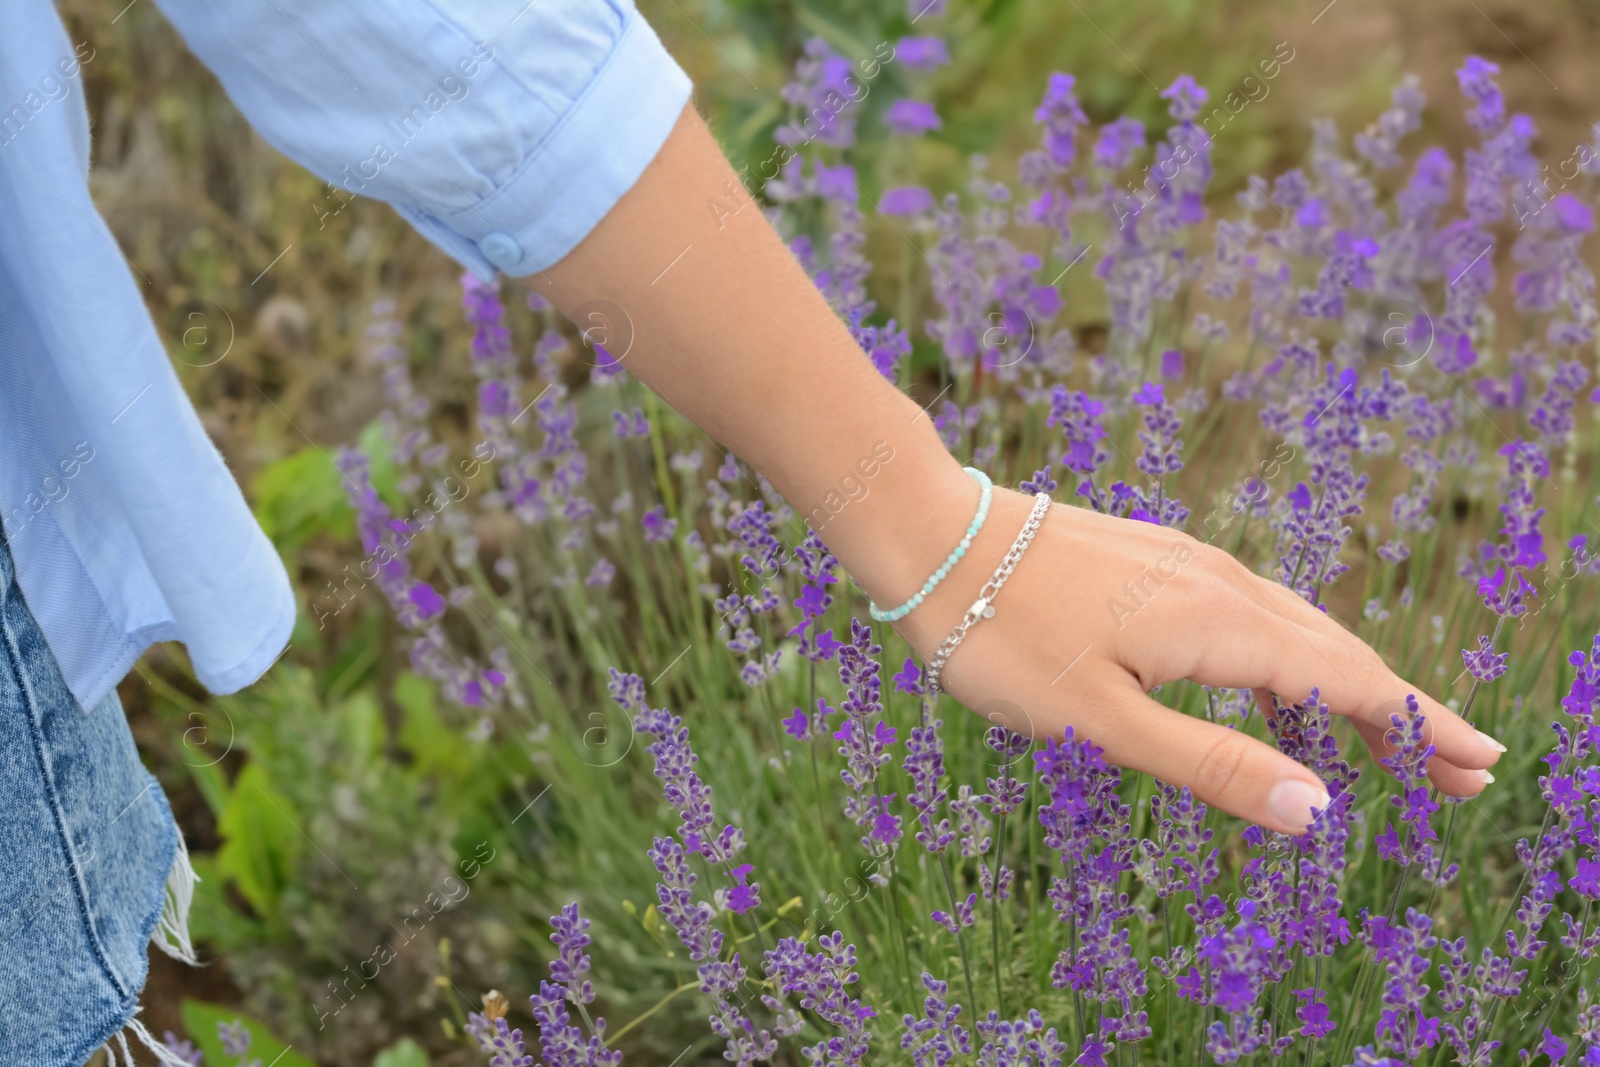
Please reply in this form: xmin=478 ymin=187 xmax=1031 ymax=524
xmin=151 ymin=0 xmax=693 ymax=277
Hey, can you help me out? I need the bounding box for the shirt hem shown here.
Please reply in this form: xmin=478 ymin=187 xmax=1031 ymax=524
xmin=192 ymin=574 xmax=295 ymax=695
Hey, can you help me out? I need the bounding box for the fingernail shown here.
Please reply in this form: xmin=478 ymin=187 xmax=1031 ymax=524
xmin=1479 ymin=768 xmax=1496 ymax=785
xmin=1476 ymin=729 xmax=1507 ymax=754
xmin=1268 ymin=779 xmax=1332 ymax=831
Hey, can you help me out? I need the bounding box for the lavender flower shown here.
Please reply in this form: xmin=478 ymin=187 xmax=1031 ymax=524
xmin=895 ymin=37 xmax=949 ymax=71
xmin=837 ymin=620 xmax=898 ymax=851
xmin=217 ymin=1021 xmax=256 ymax=1064
xmin=779 ymin=38 xmax=864 ymax=149
xmin=901 ymin=973 xmax=971 ymax=1066
xmin=764 ymin=934 xmax=875 ymax=1065
xmin=1033 ymin=73 xmax=1088 ymax=169
xmin=886 ymin=99 xmax=942 ymax=137
xmin=1094 ymin=116 xmax=1145 ymax=170
xmin=626 ymin=686 xmax=790 ymax=1063
xmin=1463 ymin=634 xmax=1510 ymax=682
xmin=904 ymin=719 xmax=953 ymax=854
xmin=1019 ymin=466 xmax=1057 ymax=495
xmin=879 ymin=186 xmax=937 ymax=216
xmin=162 ymin=1034 xmax=204 ymax=1067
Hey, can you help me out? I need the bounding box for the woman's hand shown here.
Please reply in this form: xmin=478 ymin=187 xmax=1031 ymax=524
xmin=526 ymin=104 xmax=1502 ymax=832
xmin=879 ymin=482 xmax=1506 ymax=835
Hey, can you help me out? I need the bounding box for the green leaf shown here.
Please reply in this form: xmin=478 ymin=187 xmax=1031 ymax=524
xmin=792 ymin=2 xmax=873 ymax=59
xmin=373 ymin=1038 xmax=431 ymax=1067
xmin=178 ymin=1000 xmax=318 ymax=1067
xmin=215 ymin=763 xmax=304 ymax=919
xmin=395 ymin=672 xmax=470 ymax=781
xmin=187 ymin=852 xmax=265 ymax=948
xmin=184 ymin=746 xmax=233 ymax=820
xmin=334 ymin=688 xmax=385 ymax=766
xmin=357 ymin=419 xmax=405 ymax=510
xmin=250 ymin=446 xmax=357 ymax=555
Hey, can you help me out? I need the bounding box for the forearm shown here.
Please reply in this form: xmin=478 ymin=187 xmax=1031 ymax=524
xmin=531 ymin=104 xmax=973 ymax=608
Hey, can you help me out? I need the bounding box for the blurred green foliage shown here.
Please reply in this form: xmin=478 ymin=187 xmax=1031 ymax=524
xmin=179 ymin=1001 xmax=318 ymax=1067
xmin=152 ymin=660 xmax=529 ymax=1062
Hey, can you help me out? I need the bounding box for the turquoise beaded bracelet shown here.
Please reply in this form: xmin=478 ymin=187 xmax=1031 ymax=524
xmin=869 ymin=467 xmax=992 ymax=623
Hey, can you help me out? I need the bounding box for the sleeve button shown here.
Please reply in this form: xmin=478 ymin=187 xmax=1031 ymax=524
xmin=478 ymin=231 xmax=525 ymax=272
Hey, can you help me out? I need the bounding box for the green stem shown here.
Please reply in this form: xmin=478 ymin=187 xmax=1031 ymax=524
xmin=1528 ymin=899 xmax=1593 ymax=1043
xmin=937 ymin=849 xmax=979 ymax=1019
xmin=990 ymin=796 xmax=1010 ymax=1022
xmin=607 ymin=981 xmax=702 ymax=1042
xmin=885 ymin=855 xmax=918 ymax=1007
xmin=1163 ymin=904 xmax=1177 ymax=1067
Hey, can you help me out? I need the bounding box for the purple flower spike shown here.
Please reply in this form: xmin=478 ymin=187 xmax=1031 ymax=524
xmin=782 ymin=707 xmax=810 ymax=739
xmin=217 ymin=1020 xmax=251 ymax=1058
xmin=627 ymin=684 xmax=791 ymax=1061
xmin=1160 ymin=74 xmax=1209 ymax=121
xmin=879 ymin=186 xmax=937 ymax=216
xmin=1020 ymin=467 xmax=1058 ymax=495
xmin=1047 ymin=387 xmax=1111 ymax=498
xmin=1570 ymin=858 xmax=1600 ymax=899
xmin=886 ymin=99 xmax=942 ymax=137
xmin=901 ymin=973 xmax=972 ymax=1065
xmin=727 ymin=864 xmax=761 ymax=915
xmin=905 ymin=720 xmax=954 ymax=854
xmin=162 ymin=1033 xmax=204 ymax=1067
xmin=779 ymin=38 xmax=865 ymax=149
xmin=546 ymin=906 xmax=594 ymax=994
xmin=409 ymin=581 xmax=446 ymax=619
xmin=641 ymin=505 xmax=677 ymax=544
xmin=486 ymin=1016 xmax=536 ymax=1067
xmin=1373 ymin=698 xmax=1455 ymax=883
xmin=1034 ymin=73 xmax=1088 ymax=168
xmin=1198 ymin=898 xmax=1276 ymax=1013
xmin=1293 ymin=986 xmax=1336 ymax=1039
xmin=764 ymin=934 xmax=876 ymax=1066
xmin=585 ymin=558 xmax=615 ymax=588
xmin=836 ymin=620 xmax=898 ymax=852
xmin=1094 ymin=116 xmax=1145 ymax=170
xmin=893 ymin=657 xmax=926 ymax=695
xmin=1462 ymin=634 xmax=1509 ymax=683
xmin=895 ymin=36 xmax=950 ymax=70
xmin=1131 ymin=381 xmax=1164 ymax=406
xmin=1457 ymin=56 xmax=1506 ymax=134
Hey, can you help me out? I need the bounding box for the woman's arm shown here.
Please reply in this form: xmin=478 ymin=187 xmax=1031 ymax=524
xmin=529 ymin=109 xmax=968 ymax=602
xmin=532 ymin=104 xmax=1506 ymax=834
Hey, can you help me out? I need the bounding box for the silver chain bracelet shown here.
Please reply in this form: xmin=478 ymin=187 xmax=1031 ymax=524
xmin=924 ymin=490 xmax=1054 ymax=697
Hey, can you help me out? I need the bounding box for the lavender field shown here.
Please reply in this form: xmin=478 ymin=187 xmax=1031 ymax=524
xmin=74 ymin=0 xmax=1600 ymax=1063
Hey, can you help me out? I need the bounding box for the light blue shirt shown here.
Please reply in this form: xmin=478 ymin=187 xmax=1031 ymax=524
xmin=1 ymin=1 xmax=691 ymax=709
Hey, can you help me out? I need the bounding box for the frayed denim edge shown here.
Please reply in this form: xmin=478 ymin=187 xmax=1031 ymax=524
xmin=64 ymin=781 xmax=195 ymax=1067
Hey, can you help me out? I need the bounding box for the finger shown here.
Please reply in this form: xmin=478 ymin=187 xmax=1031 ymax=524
xmin=1087 ymin=678 xmax=1333 ymax=834
xmin=1351 ymin=718 xmax=1493 ymax=798
xmin=1246 ymin=573 xmax=1357 ymax=633
xmin=1245 ymin=579 xmax=1509 ymax=779
xmin=1288 ymin=626 xmax=1503 ymax=771
xmin=1167 ymin=560 xmax=1505 ymax=773
xmin=1254 ymin=686 xmax=1485 ymax=794
xmin=1256 ymin=687 xmax=1489 ymax=797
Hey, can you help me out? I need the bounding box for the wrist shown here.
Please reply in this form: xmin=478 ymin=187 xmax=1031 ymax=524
xmin=796 ymin=423 xmax=1036 ymax=659
xmin=885 ymin=483 xmax=1041 ymax=658
xmin=795 ymin=413 xmax=970 ymax=598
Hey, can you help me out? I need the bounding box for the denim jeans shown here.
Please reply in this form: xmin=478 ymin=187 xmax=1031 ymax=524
xmin=0 ymin=530 xmax=192 ymax=1065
